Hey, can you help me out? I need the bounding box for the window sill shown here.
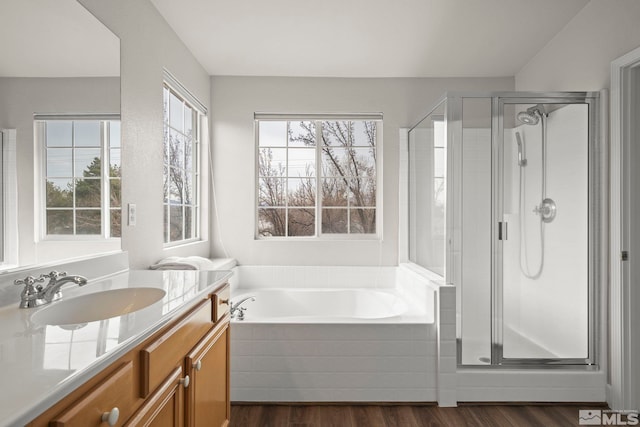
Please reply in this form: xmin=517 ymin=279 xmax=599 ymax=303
xmin=163 ymin=238 xmax=204 ymax=249
xmin=255 ymin=235 xmax=381 ymax=242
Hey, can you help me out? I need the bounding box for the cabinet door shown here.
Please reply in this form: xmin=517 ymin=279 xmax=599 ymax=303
xmin=185 ymin=319 xmax=230 ymax=427
xmin=125 ymin=366 xmax=185 ymax=427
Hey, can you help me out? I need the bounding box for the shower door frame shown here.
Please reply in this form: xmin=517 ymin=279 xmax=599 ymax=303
xmin=491 ymin=93 xmax=601 ymax=367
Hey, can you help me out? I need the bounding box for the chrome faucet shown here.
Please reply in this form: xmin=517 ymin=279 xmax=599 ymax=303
xmin=40 ymin=271 xmax=88 ymax=303
xmin=230 ymin=296 xmax=255 ymax=320
xmin=14 ymin=270 xmax=88 ymax=308
xmin=14 ymin=276 xmax=46 ymax=309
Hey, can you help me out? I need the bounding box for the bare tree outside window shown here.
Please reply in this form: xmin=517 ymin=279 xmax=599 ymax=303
xmin=163 ymin=84 xmax=200 ymax=244
xmin=257 ymin=118 xmax=378 ymax=238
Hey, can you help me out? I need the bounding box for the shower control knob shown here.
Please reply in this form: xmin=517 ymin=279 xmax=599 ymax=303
xmin=534 ymin=198 xmax=557 ymax=223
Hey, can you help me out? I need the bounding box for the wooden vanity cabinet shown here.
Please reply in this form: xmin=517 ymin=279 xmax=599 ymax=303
xmin=185 ymin=318 xmax=230 ymax=427
xmin=124 ymin=366 xmax=185 ymax=427
xmin=47 ymin=362 xmax=137 ymax=427
xmin=28 ymin=284 xmax=231 ymax=427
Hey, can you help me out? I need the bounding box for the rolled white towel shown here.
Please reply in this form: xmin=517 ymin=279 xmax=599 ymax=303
xmin=150 ymin=256 xmax=218 ymax=270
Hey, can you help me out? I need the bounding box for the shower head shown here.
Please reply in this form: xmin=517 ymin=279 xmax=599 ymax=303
xmin=517 ymin=110 xmax=539 ymax=125
xmin=517 ymin=104 xmax=547 ymax=125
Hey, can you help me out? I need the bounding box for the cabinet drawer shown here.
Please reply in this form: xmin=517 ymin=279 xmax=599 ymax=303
xmin=140 ymin=298 xmax=213 ymax=397
xmin=49 ymin=361 xmax=135 ymax=427
xmin=213 ymin=285 xmax=230 ymax=322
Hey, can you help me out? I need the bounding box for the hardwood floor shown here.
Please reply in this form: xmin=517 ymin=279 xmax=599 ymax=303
xmin=230 ymin=403 xmax=608 ymax=427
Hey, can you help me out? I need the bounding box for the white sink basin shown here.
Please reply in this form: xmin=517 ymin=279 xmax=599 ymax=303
xmin=31 ymin=288 xmax=166 ymax=326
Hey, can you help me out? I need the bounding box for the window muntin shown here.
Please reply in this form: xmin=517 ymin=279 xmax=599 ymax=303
xmin=163 ymin=83 xmax=201 ymax=244
xmin=257 ymin=118 xmax=379 ymax=238
xmin=40 ymin=119 xmax=121 ymax=238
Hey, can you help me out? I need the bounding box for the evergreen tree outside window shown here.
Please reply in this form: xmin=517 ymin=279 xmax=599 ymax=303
xmin=39 ymin=118 xmax=121 ymax=238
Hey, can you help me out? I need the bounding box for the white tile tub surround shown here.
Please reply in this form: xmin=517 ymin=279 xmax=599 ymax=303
xmin=457 ymin=370 xmax=606 ymax=402
xmin=228 ymin=265 xmax=397 ymax=291
xmin=230 ymin=264 xmax=447 ymax=403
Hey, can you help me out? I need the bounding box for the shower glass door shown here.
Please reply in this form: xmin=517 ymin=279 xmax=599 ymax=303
xmin=497 ymin=97 xmax=594 ymax=364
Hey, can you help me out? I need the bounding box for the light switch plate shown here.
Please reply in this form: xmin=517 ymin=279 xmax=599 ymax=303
xmin=128 ymin=203 xmax=137 ymax=226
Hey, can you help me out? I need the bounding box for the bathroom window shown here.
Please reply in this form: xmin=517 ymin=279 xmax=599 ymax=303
xmin=432 ymin=119 xmax=446 ymax=237
xmin=162 ymin=81 xmax=203 ymax=245
xmin=37 ymin=117 xmax=121 ymax=238
xmin=256 ymin=115 xmax=381 ymax=238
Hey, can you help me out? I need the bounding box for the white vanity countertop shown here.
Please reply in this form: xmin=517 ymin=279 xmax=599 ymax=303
xmin=0 ymin=269 xmax=232 ymax=427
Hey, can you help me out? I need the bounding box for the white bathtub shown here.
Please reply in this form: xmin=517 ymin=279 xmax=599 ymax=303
xmin=229 ymin=265 xmax=445 ymax=403
xmin=232 ymin=288 xmax=417 ymax=323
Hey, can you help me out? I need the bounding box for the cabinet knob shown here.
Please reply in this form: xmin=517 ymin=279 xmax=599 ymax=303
xmin=194 ymin=360 xmax=202 ymax=371
xmin=101 ymin=407 xmax=119 ymax=426
xmin=180 ymin=375 xmax=190 ymax=388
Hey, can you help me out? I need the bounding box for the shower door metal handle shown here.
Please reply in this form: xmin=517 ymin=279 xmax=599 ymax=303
xmin=498 ymin=222 xmax=508 ymax=240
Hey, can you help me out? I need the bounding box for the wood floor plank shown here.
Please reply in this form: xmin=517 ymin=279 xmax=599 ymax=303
xmin=289 ymin=405 xmax=354 ymax=427
xmin=257 ymin=405 xmax=291 ymax=427
xmin=230 ymin=405 xmax=264 ymax=427
xmin=498 ymin=405 xmax=562 ymax=427
xmin=411 ymin=406 xmax=450 ymax=427
xmin=462 ymin=405 xmax=513 ymax=427
xmin=350 ymin=405 xmax=387 ymax=427
xmin=380 ymin=406 xmax=420 ymax=427
xmin=230 ymin=403 xmax=605 ymax=427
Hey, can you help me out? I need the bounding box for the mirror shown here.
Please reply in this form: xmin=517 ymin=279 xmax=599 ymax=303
xmin=0 ymin=0 xmax=121 ymax=271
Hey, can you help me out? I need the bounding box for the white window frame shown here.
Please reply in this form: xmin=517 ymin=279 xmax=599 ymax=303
xmin=1 ymin=129 xmax=18 ymax=269
xmin=255 ymin=113 xmax=382 ymax=240
xmin=36 ymin=115 xmax=121 ymax=241
xmin=0 ymin=131 xmax=4 ymax=262
xmin=162 ymin=73 xmax=205 ymax=247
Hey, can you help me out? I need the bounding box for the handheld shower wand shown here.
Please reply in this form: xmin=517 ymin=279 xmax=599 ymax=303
xmin=515 ymin=132 xmax=527 ymax=167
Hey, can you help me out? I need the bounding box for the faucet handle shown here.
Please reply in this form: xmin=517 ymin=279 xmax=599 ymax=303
xmin=14 ymin=276 xmax=45 ymax=287
xmin=41 ymin=271 xmax=67 ymax=280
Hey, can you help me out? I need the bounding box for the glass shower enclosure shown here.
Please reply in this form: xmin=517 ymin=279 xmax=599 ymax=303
xmin=408 ymin=92 xmax=604 ymax=367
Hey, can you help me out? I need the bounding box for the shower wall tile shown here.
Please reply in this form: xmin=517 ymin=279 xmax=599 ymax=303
xmin=435 ymin=283 xmax=458 ymax=406
xmin=234 ymin=265 xmax=398 ymax=289
xmin=456 ymin=371 xmax=606 ymax=402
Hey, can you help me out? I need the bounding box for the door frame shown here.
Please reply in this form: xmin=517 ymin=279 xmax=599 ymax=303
xmin=610 ymin=46 xmax=640 ymax=411
xmin=492 ymin=94 xmax=600 ymax=367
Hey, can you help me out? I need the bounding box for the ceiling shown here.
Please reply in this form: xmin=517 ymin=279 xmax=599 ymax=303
xmin=0 ymin=0 xmax=119 ymax=77
xmin=150 ymin=0 xmax=589 ymax=78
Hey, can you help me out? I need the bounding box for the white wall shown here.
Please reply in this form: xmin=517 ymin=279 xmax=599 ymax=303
xmin=459 ymin=127 xmax=492 ymax=364
xmin=0 ymin=77 xmax=120 ymax=266
xmin=516 ymin=0 xmax=640 ymax=408
xmin=210 ymin=76 xmax=513 ymax=266
xmin=78 ymin=0 xmax=211 ymax=269
xmin=516 ymin=0 xmax=640 ymax=91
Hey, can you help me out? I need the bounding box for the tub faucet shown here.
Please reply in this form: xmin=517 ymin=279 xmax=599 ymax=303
xmin=230 ymin=296 xmax=255 ymax=320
